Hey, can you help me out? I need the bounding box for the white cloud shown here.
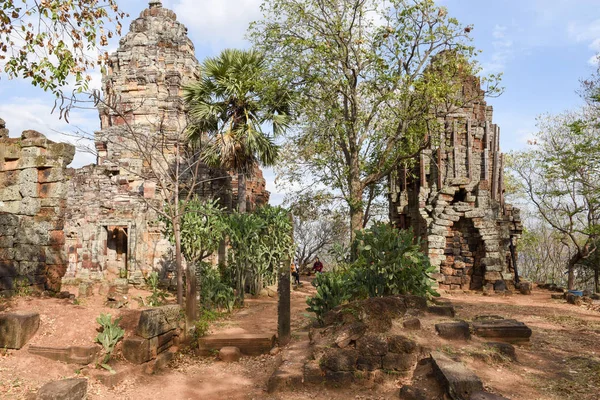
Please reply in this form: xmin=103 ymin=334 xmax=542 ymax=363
xmin=172 ymin=0 xmax=262 ymax=50
xmin=0 ymin=99 xmax=97 ymax=168
xmin=567 ymin=18 xmax=600 ymax=64
xmin=492 ymin=24 xmax=507 ymax=39
xmin=483 ymin=25 xmax=514 ymax=74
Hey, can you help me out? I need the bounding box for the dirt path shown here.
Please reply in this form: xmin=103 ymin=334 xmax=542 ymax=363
xmin=1 ymin=284 xmax=599 ymax=399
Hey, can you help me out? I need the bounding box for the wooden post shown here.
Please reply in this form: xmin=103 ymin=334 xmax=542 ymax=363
xmin=278 ymin=259 xmax=291 ymax=346
xmin=278 ymin=214 xmax=293 ymax=346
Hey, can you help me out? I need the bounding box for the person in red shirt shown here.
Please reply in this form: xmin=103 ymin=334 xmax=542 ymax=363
xmin=312 ymin=257 xmax=324 ymax=274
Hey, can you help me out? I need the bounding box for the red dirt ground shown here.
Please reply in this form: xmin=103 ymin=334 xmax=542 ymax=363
xmin=0 ymin=281 xmax=599 ymax=399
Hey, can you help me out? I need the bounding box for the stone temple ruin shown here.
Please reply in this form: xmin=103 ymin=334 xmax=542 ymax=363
xmin=0 ymin=1 xmax=269 ymax=295
xmin=389 ymin=76 xmax=522 ymax=291
xmin=1 ymin=1 xmax=520 ymax=296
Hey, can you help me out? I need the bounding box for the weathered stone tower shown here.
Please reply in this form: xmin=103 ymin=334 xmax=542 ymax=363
xmin=63 ymin=1 xmax=268 ymax=284
xmin=0 ymin=1 xmax=270 ymax=293
xmin=389 ymin=76 xmax=522 ymax=291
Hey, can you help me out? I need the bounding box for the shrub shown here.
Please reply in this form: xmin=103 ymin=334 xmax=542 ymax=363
xmin=306 ymin=223 xmax=438 ymax=324
xmin=353 ymin=222 xmax=439 ymax=298
xmin=306 ymin=271 xmax=351 ymax=324
xmin=145 ymin=271 xmax=168 ymax=307
xmin=198 ymin=263 xmax=235 ymax=312
xmin=95 ymin=313 xmax=125 ymax=366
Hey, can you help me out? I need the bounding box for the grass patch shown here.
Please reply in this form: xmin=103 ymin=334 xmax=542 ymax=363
xmin=538 ymin=356 xmax=600 ymax=400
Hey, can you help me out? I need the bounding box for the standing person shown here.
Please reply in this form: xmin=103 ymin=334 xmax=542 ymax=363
xmin=291 ymin=261 xmax=300 ymax=285
xmin=312 ymin=257 xmax=324 ymax=274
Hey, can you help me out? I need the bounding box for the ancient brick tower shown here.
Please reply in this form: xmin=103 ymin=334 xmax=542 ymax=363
xmin=63 ymin=1 xmax=268 ymax=283
xmin=389 ymin=76 xmax=522 ymax=291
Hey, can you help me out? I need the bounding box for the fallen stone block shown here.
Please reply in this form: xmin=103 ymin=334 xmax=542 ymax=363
xmin=356 ymin=354 xmax=382 ymax=371
xmin=77 ymin=281 xmax=93 ymax=298
xmin=431 ymin=351 xmax=483 ymax=400
xmin=136 ymin=305 xmax=180 ymax=339
xmin=551 ymin=293 xmax=565 ymax=300
xmin=428 ymin=305 xmax=456 ymax=317
xmin=319 ymin=348 xmax=358 ymax=372
xmin=0 ymin=311 xmax=40 ymax=349
xmin=518 ymin=282 xmax=532 ymax=295
xmin=382 ymin=352 xmax=416 ymax=372
xmin=356 ymin=334 xmax=388 ymax=356
xmin=143 ymin=349 xmax=174 ymax=374
xmin=197 ymin=333 xmax=276 ymax=356
xmin=387 ymin=335 xmax=418 ymax=354
xmin=435 ymin=321 xmax=470 ymax=340
xmin=122 ymin=336 xmax=157 ymax=364
xmin=566 ymin=293 xmax=582 ymax=306
xmin=403 ymin=317 xmax=421 ymax=330
xmin=472 ymin=319 xmax=532 ymax=342
xmin=113 ymin=278 xmax=129 ymax=295
xmin=29 ymin=345 xmax=99 ymax=365
xmin=334 ymin=322 xmax=366 ymax=348
xmin=36 ymin=378 xmax=87 ymax=400
xmin=218 ymin=346 xmax=241 ymax=362
xmin=303 ymin=360 xmax=325 ymax=385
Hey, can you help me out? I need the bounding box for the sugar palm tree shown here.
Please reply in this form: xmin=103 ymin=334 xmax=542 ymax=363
xmin=184 ymin=48 xmax=293 ymax=212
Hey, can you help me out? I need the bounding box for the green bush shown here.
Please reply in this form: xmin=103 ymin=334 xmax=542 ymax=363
xmin=198 ymin=263 xmax=235 ymax=312
xmin=193 ymin=309 xmax=224 ymax=344
xmin=306 ymin=271 xmax=352 ymax=324
xmin=95 ymin=313 xmax=125 ymax=366
xmin=306 ymin=223 xmax=438 ymax=324
xmin=353 ymin=222 xmax=439 ymax=298
xmin=145 ymin=271 xmax=168 ymax=307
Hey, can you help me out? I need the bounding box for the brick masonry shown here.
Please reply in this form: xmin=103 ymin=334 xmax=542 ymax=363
xmin=389 ymin=75 xmax=522 ymax=291
xmin=0 ymin=125 xmax=75 ymax=295
xmin=0 ymin=1 xmax=269 ymax=293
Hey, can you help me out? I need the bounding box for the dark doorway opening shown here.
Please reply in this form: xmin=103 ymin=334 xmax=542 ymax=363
xmin=106 ymin=226 xmax=128 ymax=272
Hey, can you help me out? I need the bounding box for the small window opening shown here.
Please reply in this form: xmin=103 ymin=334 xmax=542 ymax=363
xmin=452 ymin=188 xmax=468 ymax=204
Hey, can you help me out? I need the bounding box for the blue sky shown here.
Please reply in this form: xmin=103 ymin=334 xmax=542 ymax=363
xmin=1 ymin=0 xmax=599 ymax=205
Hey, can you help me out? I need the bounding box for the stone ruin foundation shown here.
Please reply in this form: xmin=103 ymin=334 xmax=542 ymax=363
xmin=0 ymin=1 xmax=269 ymax=295
xmin=0 ymin=122 xmax=75 ymax=295
xmin=389 ymin=76 xmax=522 ymax=291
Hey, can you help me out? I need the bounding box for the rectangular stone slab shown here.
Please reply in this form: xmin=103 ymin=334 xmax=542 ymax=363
xmin=29 ymin=345 xmax=99 ymax=365
xmin=0 ymin=311 xmax=39 ymax=349
xmin=472 ymin=319 xmax=532 ymax=341
xmin=197 ymin=333 xmax=276 ymax=356
xmin=431 ymin=351 xmax=483 ymax=400
xmin=135 ymin=305 xmax=180 ymax=339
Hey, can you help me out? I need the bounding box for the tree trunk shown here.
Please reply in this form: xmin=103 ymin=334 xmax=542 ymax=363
xmin=349 ymin=175 xmax=364 ymax=259
xmin=595 ymin=265 xmax=599 ymax=294
xmin=567 ymin=259 xmax=577 ymax=291
xmin=174 ymin=218 xmax=184 ymax=306
xmin=238 ymin=172 xmax=247 ymax=213
xmin=185 ymin=262 xmax=198 ymax=330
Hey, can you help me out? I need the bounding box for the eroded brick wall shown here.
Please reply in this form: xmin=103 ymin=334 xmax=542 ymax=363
xmin=0 ymin=122 xmax=74 ymax=295
xmin=389 ymin=75 xmax=522 ymax=291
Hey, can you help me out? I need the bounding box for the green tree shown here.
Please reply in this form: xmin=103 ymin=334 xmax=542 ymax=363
xmin=510 ymin=110 xmax=600 ymax=290
xmin=184 ymin=48 xmax=292 ymax=212
xmin=0 ymin=0 xmax=126 ymax=96
xmin=162 ymin=198 xmax=228 ymax=325
xmin=250 ymin=0 xmax=499 ymax=238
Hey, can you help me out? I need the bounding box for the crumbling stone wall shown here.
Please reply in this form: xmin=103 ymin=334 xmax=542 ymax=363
xmin=62 ymin=1 xmax=269 ymax=284
xmin=0 ymin=121 xmax=75 ymax=295
xmin=389 ymin=76 xmax=522 ymax=291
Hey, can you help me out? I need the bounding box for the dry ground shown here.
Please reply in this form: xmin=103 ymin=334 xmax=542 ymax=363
xmin=0 ymin=280 xmax=599 ymax=399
